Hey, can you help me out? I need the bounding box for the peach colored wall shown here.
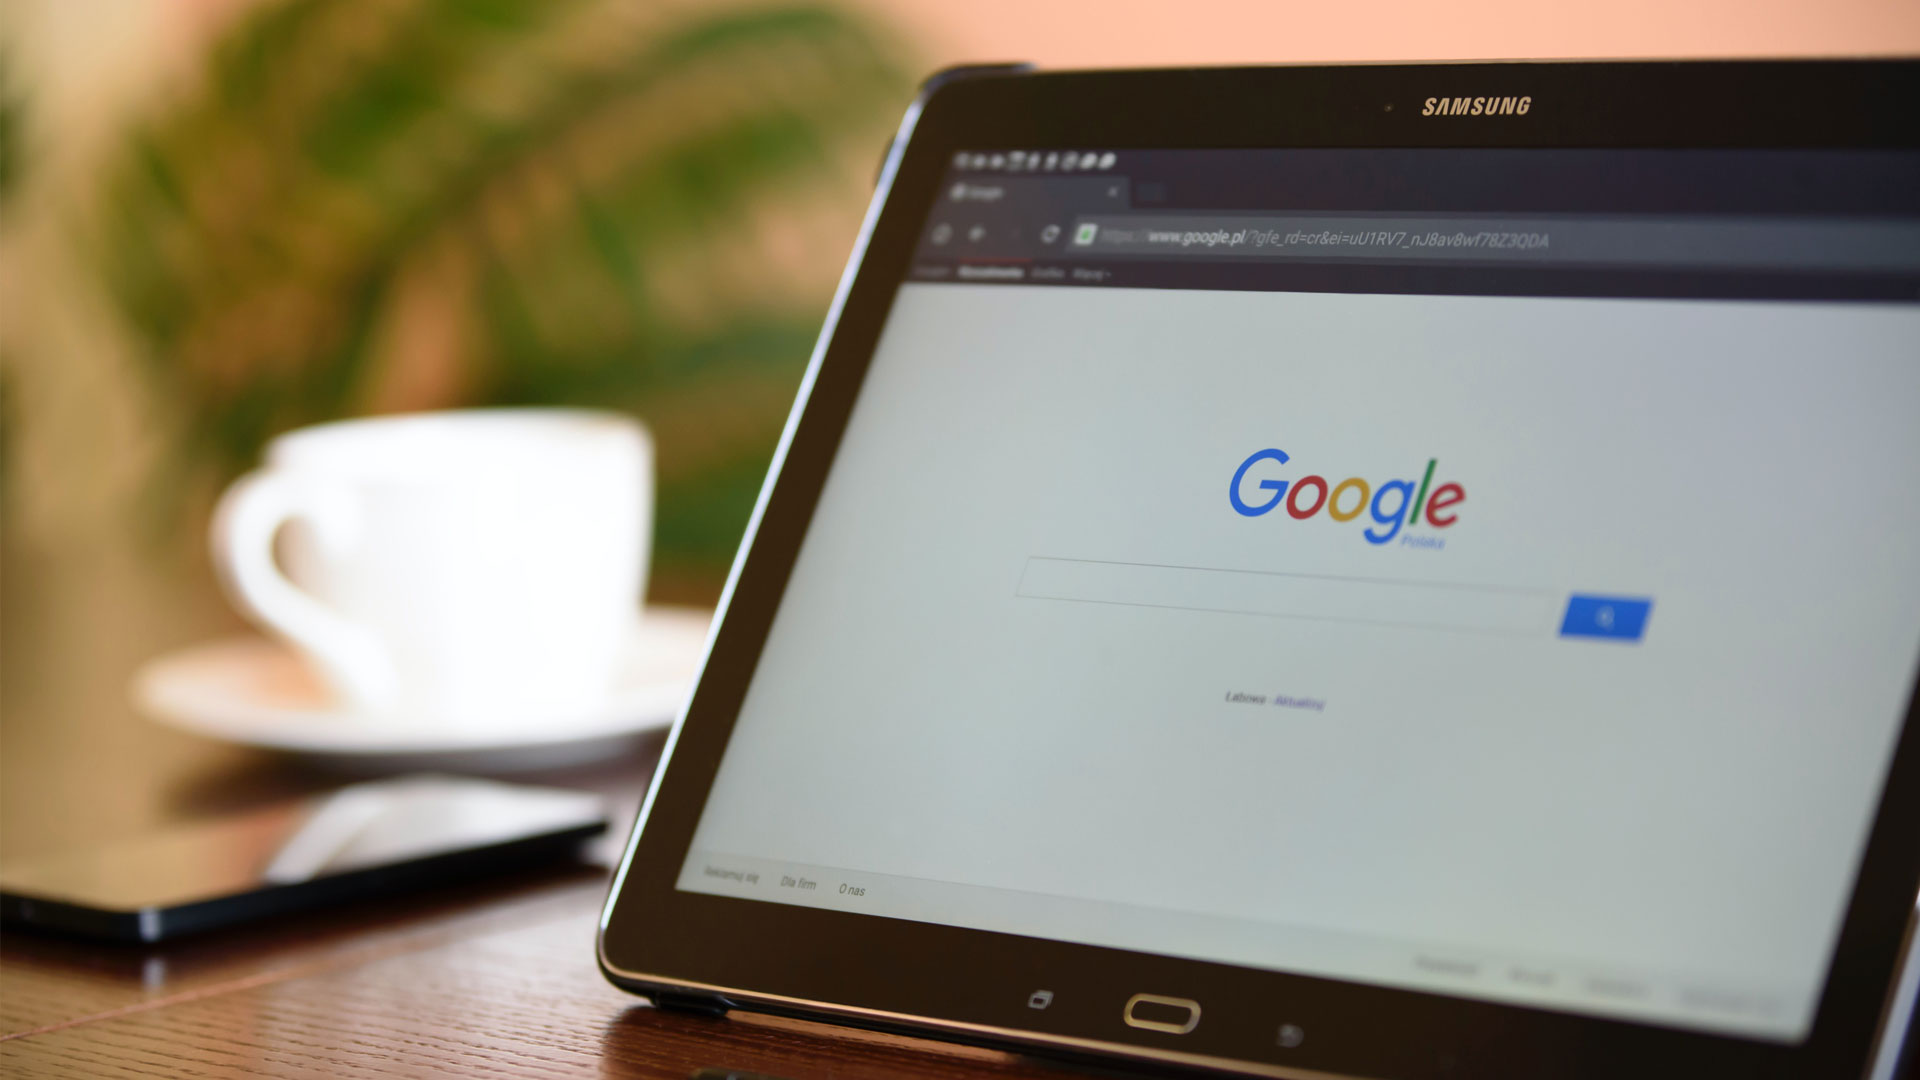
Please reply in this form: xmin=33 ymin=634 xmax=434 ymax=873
xmin=867 ymin=0 xmax=1920 ymax=68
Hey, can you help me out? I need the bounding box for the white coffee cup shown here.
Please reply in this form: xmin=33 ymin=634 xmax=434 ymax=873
xmin=212 ymin=409 xmax=651 ymax=729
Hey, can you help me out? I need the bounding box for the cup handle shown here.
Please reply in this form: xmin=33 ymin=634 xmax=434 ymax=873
xmin=211 ymin=469 xmax=397 ymax=713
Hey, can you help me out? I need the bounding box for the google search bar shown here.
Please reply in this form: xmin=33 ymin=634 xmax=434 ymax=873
xmin=1017 ymin=557 xmax=1561 ymax=636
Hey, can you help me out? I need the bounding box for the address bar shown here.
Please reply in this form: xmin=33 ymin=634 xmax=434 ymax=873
xmin=1064 ymin=214 xmax=1920 ymax=272
xmin=1017 ymin=556 xmax=1560 ymax=636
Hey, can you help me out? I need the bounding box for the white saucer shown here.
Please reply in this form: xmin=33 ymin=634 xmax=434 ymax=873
xmin=134 ymin=606 xmax=712 ymax=772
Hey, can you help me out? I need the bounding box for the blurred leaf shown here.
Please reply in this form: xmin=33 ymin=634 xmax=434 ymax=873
xmin=0 ymin=48 xmax=21 ymax=205
xmin=91 ymin=0 xmax=908 ymax=583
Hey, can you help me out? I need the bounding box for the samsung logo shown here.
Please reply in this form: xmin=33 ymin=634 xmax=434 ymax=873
xmin=1421 ymin=95 xmax=1531 ymax=116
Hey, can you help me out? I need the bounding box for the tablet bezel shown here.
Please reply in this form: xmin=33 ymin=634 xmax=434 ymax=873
xmin=600 ymin=60 xmax=1920 ymax=1079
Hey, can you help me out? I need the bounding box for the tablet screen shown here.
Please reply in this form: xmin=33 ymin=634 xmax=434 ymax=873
xmin=675 ymin=149 xmax=1920 ymax=1042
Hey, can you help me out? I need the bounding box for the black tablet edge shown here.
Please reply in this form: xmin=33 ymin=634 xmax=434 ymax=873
xmin=595 ymin=53 xmax=956 ymax=984
xmin=1864 ymin=904 xmax=1920 ymax=1080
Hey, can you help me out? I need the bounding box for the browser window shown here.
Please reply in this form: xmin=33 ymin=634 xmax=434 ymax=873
xmin=676 ymin=149 xmax=1920 ymax=1042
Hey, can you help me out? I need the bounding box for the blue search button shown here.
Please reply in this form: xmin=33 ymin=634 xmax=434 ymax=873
xmin=1560 ymin=595 xmax=1652 ymax=642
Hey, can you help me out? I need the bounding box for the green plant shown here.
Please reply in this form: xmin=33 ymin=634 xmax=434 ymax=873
xmin=0 ymin=47 xmax=21 ymax=205
xmin=93 ymin=0 xmax=906 ymax=586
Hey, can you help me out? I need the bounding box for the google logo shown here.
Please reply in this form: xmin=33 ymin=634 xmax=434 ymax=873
xmin=1229 ymin=450 xmax=1465 ymax=545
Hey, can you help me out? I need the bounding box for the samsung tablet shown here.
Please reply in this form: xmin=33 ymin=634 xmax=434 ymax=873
xmin=599 ymin=61 xmax=1920 ymax=1079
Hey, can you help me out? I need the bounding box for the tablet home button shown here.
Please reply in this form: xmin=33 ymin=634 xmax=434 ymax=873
xmin=1123 ymin=992 xmax=1201 ymax=1034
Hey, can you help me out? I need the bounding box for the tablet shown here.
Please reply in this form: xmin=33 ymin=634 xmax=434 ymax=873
xmin=599 ymin=61 xmax=1920 ymax=1079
